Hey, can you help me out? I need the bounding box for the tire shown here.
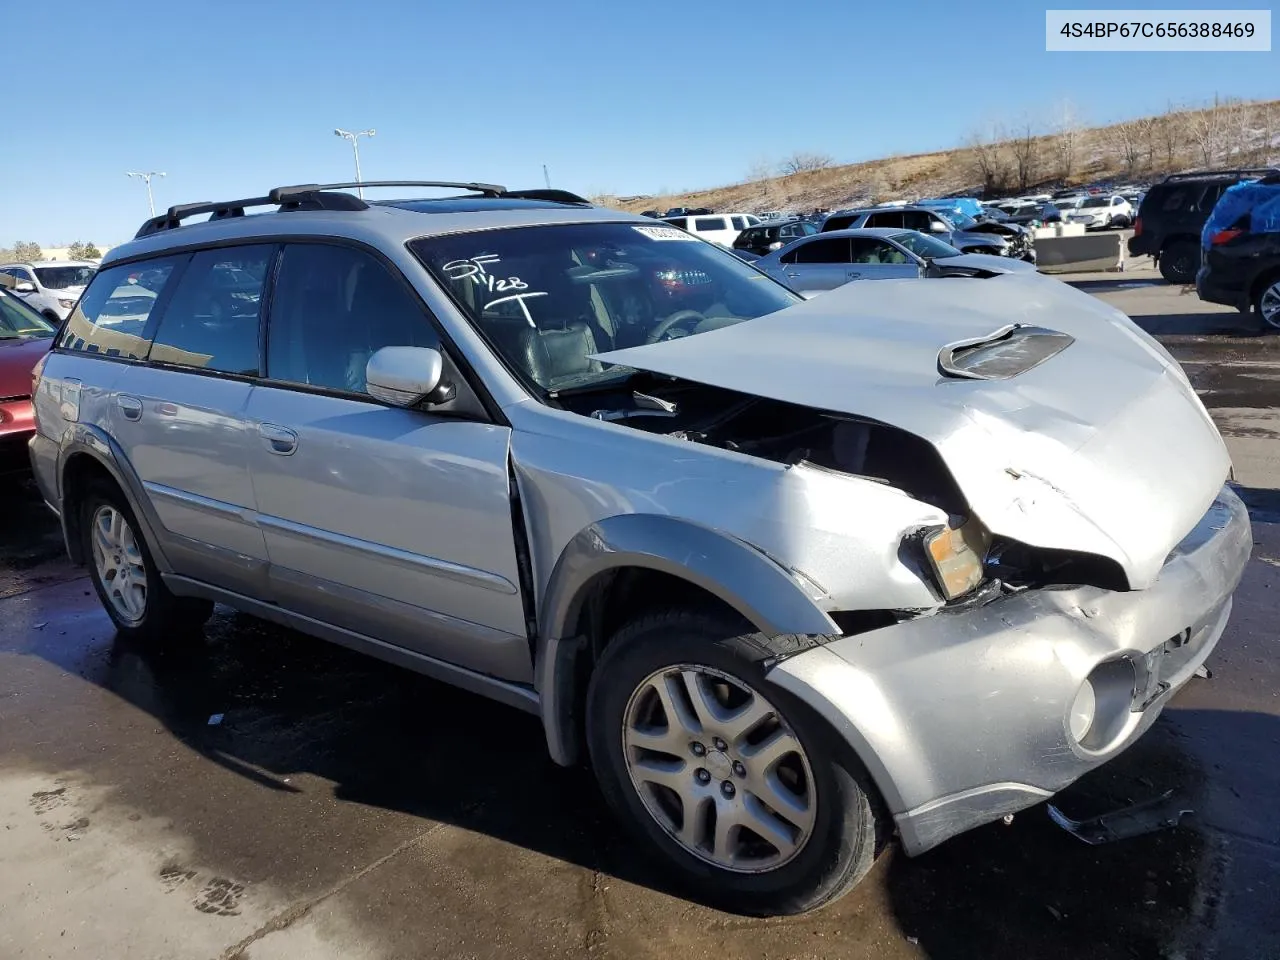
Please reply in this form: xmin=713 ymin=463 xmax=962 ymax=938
xmin=586 ymin=609 xmax=883 ymax=916
xmin=1256 ymin=275 xmax=1280 ymax=331
xmin=81 ymin=480 xmax=213 ymax=642
xmin=1159 ymin=240 xmax=1198 ymax=285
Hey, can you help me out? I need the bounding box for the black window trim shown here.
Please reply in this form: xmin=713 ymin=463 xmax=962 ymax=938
xmin=51 ymin=234 xmax=505 ymax=424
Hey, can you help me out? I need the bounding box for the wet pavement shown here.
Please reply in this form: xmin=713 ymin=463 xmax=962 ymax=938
xmin=2 ymin=272 xmax=1279 ymax=960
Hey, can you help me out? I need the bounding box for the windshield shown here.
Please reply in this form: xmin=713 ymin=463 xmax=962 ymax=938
xmin=0 ymin=291 xmax=56 ymax=339
xmin=34 ymin=265 xmax=97 ymax=290
xmin=410 ymin=222 xmax=801 ymax=394
xmin=949 ymin=213 xmax=979 ymax=229
xmin=891 ymin=232 xmax=962 ymax=259
xmin=1079 ymin=197 xmax=1108 ymax=208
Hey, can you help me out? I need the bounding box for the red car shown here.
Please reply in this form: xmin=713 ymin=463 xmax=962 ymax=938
xmin=0 ymin=289 xmax=56 ymax=476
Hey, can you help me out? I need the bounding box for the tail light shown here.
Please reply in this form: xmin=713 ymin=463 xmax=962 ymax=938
xmin=1133 ymin=217 xmax=1142 ymax=237
xmin=1210 ymin=228 xmax=1244 ymax=245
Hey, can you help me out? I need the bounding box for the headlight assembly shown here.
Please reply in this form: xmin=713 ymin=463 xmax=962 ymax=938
xmin=922 ymin=517 xmax=990 ymax=600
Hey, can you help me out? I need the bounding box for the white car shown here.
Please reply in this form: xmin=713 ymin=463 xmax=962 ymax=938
xmin=0 ymin=260 xmax=98 ymax=321
xmin=662 ymin=213 xmax=761 ymax=246
xmin=1064 ymin=195 xmax=1134 ymax=230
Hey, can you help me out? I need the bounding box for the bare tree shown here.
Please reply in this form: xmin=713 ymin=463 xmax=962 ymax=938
xmin=1133 ymin=116 xmax=1159 ymax=171
xmin=1008 ymin=120 xmax=1040 ymax=192
xmin=966 ymin=124 xmax=1011 ymax=195
xmin=1049 ymin=100 xmax=1083 ymax=181
xmin=1188 ymin=97 xmax=1229 ymax=167
xmin=1221 ymin=98 xmax=1260 ymax=164
xmin=780 ymin=152 xmax=834 ymax=175
xmin=746 ymin=158 xmax=774 ymax=185
xmin=1157 ymin=102 xmax=1183 ymax=170
xmin=1109 ymin=120 xmax=1143 ymax=175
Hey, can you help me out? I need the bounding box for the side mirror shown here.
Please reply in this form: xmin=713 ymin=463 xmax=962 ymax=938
xmin=14 ymin=281 xmax=36 ymax=293
xmin=929 ymin=221 xmax=948 ymax=234
xmin=366 ymin=346 xmax=452 ymax=407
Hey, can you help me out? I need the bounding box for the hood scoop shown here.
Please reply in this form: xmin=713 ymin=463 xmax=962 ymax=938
xmin=937 ymin=324 xmax=1074 ymax=381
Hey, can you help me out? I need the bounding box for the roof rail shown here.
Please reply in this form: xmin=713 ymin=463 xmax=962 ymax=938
xmin=1161 ymin=167 xmax=1279 ymax=182
xmin=270 ymin=180 xmax=507 ymax=202
xmin=499 ymin=188 xmax=591 ymax=205
xmin=133 ymin=179 xmax=587 ymax=240
xmin=135 ymin=190 xmax=368 ymax=239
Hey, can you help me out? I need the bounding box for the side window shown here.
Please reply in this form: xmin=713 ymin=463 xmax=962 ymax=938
xmin=731 ymin=216 xmax=748 ymax=230
xmin=666 ymin=218 xmax=689 ymax=229
xmin=56 ymin=258 xmax=183 ymax=359
xmin=1160 ymin=189 xmax=1187 ymax=212
xmin=695 ymin=217 xmax=727 ymax=231
xmin=901 ymin=211 xmax=935 ymax=232
xmin=267 ymin=243 xmax=439 ymax=395
xmin=850 ymin=238 xmax=888 ymax=263
xmin=149 ymin=245 xmax=272 ymax=375
xmin=801 ymin=222 xmax=819 ymax=236
xmin=865 ymin=212 xmax=904 ymax=229
xmin=791 ymin=238 xmax=851 ymax=264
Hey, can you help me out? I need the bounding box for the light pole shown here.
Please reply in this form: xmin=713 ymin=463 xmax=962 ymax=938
xmin=126 ymin=171 xmax=166 ymax=216
xmin=333 ymin=128 xmax=376 ymax=198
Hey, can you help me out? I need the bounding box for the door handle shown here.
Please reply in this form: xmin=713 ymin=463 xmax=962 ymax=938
xmin=117 ymin=395 xmax=143 ymax=422
xmin=258 ymin=423 xmax=298 ymax=456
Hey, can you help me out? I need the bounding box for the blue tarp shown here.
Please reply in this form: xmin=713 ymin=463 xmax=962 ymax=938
xmin=916 ymin=197 xmax=985 ymax=220
xmin=1202 ymin=179 xmax=1280 ymax=248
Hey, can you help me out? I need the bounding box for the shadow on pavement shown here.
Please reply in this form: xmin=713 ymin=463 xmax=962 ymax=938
xmin=1128 ymin=311 xmax=1263 ymax=337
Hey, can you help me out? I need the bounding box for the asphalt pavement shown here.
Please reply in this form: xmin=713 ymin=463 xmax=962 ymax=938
xmin=1 ymin=268 xmax=1278 ymax=960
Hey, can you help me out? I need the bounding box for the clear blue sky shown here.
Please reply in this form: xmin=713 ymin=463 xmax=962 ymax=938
xmin=7 ymin=0 xmax=1277 ymax=247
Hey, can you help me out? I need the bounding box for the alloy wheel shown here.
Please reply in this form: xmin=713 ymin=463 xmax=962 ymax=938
xmin=90 ymin=505 xmax=147 ymax=623
xmin=622 ymin=665 xmax=816 ymax=873
xmin=1261 ymin=281 xmax=1280 ymax=330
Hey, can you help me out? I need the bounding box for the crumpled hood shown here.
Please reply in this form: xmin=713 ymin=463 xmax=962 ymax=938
xmin=595 ymin=274 xmax=1229 ymax=588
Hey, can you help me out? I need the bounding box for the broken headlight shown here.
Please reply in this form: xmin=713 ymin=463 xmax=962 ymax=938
xmin=923 ymin=518 xmax=991 ymax=600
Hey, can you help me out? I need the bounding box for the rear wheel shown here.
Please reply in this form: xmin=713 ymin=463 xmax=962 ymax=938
xmin=81 ymin=482 xmax=213 ymax=641
xmin=1257 ymin=276 xmax=1280 ymax=331
xmin=1159 ymin=240 xmax=1198 ymax=285
xmin=586 ymin=609 xmax=883 ymax=915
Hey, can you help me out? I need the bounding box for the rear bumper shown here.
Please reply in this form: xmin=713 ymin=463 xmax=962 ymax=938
xmin=769 ymin=485 xmax=1251 ymax=855
xmin=1196 ymin=265 xmax=1250 ymax=311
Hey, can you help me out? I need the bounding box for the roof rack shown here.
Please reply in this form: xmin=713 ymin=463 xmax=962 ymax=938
xmin=134 ymin=180 xmax=591 ymax=239
xmin=269 ymin=180 xmax=507 ymax=202
xmin=1161 ymin=167 xmax=1279 ymax=183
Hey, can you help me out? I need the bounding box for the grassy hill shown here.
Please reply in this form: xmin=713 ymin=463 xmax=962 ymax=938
xmin=603 ymin=98 xmax=1280 ymax=216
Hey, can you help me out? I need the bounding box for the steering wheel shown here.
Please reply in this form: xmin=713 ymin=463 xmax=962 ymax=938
xmin=646 ymin=309 xmax=708 ymax=344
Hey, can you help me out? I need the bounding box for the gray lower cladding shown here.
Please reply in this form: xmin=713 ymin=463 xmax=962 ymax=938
xmin=162 ymin=574 xmax=540 ymax=715
xmin=768 ymin=485 xmax=1251 ymax=856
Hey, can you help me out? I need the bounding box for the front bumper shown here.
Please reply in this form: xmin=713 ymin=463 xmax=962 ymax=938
xmin=769 ymin=485 xmax=1251 ymax=855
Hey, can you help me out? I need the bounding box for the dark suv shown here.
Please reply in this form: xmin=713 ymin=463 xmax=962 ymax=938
xmin=1196 ymin=175 xmax=1280 ymax=328
xmin=732 ymin=218 xmax=818 ymax=258
xmin=1128 ymin=168 xmax=1278 ymax=284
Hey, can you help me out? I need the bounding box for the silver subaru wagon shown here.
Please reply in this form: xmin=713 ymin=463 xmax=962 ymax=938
xmin=28 ymin=180 xmax=1251 ymax=916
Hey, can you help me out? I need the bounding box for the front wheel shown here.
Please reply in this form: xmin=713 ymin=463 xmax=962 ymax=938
xmin=586 ymin=610 xmax=883 ymax=915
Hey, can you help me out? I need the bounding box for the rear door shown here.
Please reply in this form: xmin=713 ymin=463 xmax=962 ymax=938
xmin=106 ymin=246 xmax=274 ymax=596
xmin=245 ymin=241 xmax=531 ymax=682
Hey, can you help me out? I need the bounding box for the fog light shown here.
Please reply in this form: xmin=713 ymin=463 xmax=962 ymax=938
xmin=1068 ymin=679 xmax=1096 ymax=742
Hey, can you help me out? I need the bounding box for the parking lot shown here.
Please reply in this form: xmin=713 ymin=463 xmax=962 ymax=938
xmin=2 ymin=269 xmax=1279 ymax=960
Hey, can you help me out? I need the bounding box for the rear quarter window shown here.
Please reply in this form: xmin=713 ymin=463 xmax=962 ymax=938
xmin=694 ymin=217 xmax=727 ymax=231
xmin=56 ymin=258 xmax=184 ymax=360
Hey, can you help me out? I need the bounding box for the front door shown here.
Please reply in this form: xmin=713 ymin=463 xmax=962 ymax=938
xmin=246 ymin=242 xmax=531 ymax=683
xmin=779 ymin=236 xmax=854 ymax=292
